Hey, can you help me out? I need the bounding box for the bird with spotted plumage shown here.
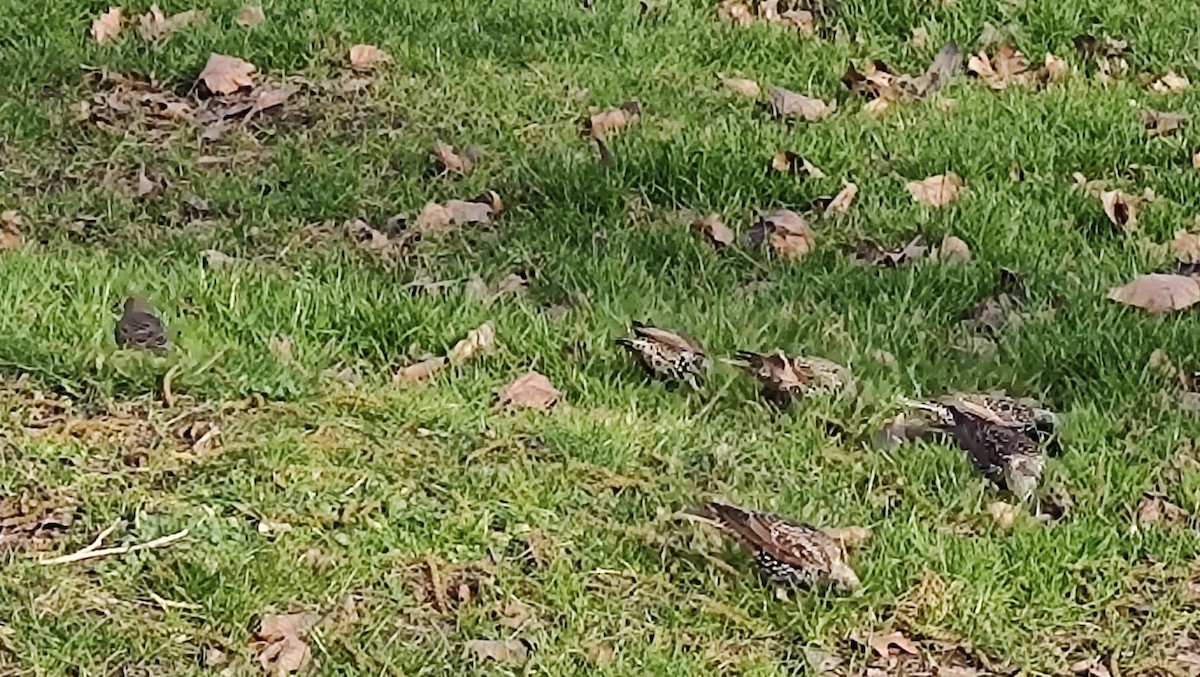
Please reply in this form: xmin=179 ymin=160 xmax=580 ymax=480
xmin=727 ymin=349 xmax=853 ymax=407
xmin=901 ymin=393 xmax=1057 ymax=501
xmin=690 ymin=501 xmax=860 ymax=591
xmin=114 ymin=296 xmax=170 ymax=352
xmin=616 ymin=321 xmax=706 ymax=390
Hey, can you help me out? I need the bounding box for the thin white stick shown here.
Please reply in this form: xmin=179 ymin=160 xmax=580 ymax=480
xmin=38 ymin=529 xmax=189 ymax=565
xmin=80 ymin=520 xmax=122 ymax=555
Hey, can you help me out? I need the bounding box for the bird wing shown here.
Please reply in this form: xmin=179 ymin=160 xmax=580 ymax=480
xmin=635 ymin=325 xmax=702 ymax=355
xmin=745 ymin=511 xmax=835 ymax=571
xmin=946 ymin=393 xmax=1033 ymax=429
xmin=952 ymin=416 xmax=1040 ymax=482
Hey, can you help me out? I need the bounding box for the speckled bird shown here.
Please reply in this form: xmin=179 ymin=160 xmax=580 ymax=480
xmin=692 ymin=501 xmax=860 ymax=590
xmin=115 ymin=296 xmax=169 ymax=352
xmin=902 ymin=394 xmax=1051 ymax=501
xmin=729 ymin=350 xmax=852 ymax=406
xmin=616 ymin=321 xmax=706 ymax=389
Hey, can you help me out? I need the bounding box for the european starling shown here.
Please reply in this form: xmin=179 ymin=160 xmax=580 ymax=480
xmin=902 ymin=394 xmax=1048 ymax=501
xmin=115 ymin=296 xmax=169 ymax=352
xmin=729 ymin=350 xmax=852 ymax=406
xmin=692 ymin=501 xmax=860 ymax=590
xmin=616 ymin=321 xmax=706 ymax=389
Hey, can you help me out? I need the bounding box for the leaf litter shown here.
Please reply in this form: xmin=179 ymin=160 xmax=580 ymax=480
xmin=907 ymin=173 xmax=965 ymax=207
xmin=349 ymin=44 xmax=391 ymax=70
xmin=747 ymin=209 xmax=814 ymax=260
xmin=136 ymin=5 xmax=206 ymax=42
xmin=770 ymin=151 xmax=825 ymax=177
xmin=235 ymin=4 xmax=266 ymax=27
xmin=0 ymin=491 xmax=78 ymax=553
xmin=0 ymin=211 xmax=23 ymax=251
xmin=692 ymin=213 xmax=735 ymax=248
xmin=843 ymin=42 xmax=962 ymax=115
xmin=721 ymin=76 xmax=760 ymax=98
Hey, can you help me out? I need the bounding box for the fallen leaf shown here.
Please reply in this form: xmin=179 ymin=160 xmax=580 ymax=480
xmin=498 ymin=371 xmax=561 ymax=411
xmin=850 ymin=234 xmax=928 ymax=267
xmin=1042 ymin=53 xmax=1070 ymax=82
xmin=967 ymin=45 xmax=1030 ymax=89
xmin=491 ymin=273 xmax=529 ymax=301
xmin=255 ymin=611 xmax=319 ymax=675
xmin=448 ymin=322 xmax=496 ymax=365
xmin=414 ymin=196 xmax=497 ymax=234
xmin=465 ymin=638 xmax=530 ymax=666
xmin=749 ymin=209 xmax=815 ymax=260
xmin=91 ymin=7 xmax=123 ymax=44
xmin=1108 ymin=274 xmax=1200 ymax=313
xmin=431 ymin=142 xmax=481 ymax=175
xmin=200 ymin=249 xmax=237 ymax=269
xmin=1152 ymin=71 xmax=1190 ymax=94
xmin=988 ymin=501 xmax=1017 ymax=529
xmin=137 ymin=5 xmax=205 ymax=41
xmin=1136 ymin=494 xmax=1189 ymax=527
xmin=693 ymin=213 xmax=734 ymax=248
xmin=868 ymin=630 xmax=920 ymax=658
xmin=1172 ymin=231 xmax=1200 ymax=263
xmin=908 ymin=26 xmax=929 ymax=49
xmin=907 ymin=173 xmax=964 ymax=207
xmin=803 ymin=647 xmax=844 ymax=675
xmin=1071 ymin=658 xmax=1113 ymax=677
xmin=0 ymin=211 xmax=23 ymax=251
xmin=395 ymin=356 xmax=447 ymax=384
xmin=248 ymin=83 xmax=300 ymax=119
xmin=235 ymin=4 xmax=265 ymax=27
xmin=198 ymin=54 xmax=256 ymax=95
xmin=722 ymin=77 xmax=760 ymax=98
xmin=203 ymin=646 xmax=228 ymax=668
xmin=583 ymin=640 xmax=616 ymax=667
xmin=1101 ymin=189 xmax=1143 ymax=229
xmin=344 ymin=218 xmax=389 ymax=251
xmin=824 ymin=182 xmax=858 ymax=217
xmin=349 ymin=44 xmax=391 ymax=70
xmin=136 ymin=168 xmax=160 ymax=199
xmin=1143 ymin=108 xmax=1187 ymax=138
xmin=768 ymin=86 xmax=835 ymax=121
xmin=444 ymin=199 xmax=493 ymax=225
xmin=936 ymin=235 xmax=972 ymax=264
xmin=770 ymin=151 xmax=825 ymax=178
xmin=586 ymin=101 xmax=641 ymax=139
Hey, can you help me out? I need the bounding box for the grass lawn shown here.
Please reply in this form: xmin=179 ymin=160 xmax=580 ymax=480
xmin=2 ymin=0 xmax=1200 ymax=674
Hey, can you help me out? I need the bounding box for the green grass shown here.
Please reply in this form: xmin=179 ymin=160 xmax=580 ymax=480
xmin=2 ymin=0 xmax=1200 ymax=674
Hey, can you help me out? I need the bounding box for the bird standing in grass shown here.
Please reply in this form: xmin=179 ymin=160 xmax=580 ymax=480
xmin=616 ymin=321 xmax=706 ymax=389
xmin=115 ymin=296 xmax=169 ymax=352
xmin=691 ymin=501 xmax=860 ymax=590
xmin=728 ymin=350 xmax=852 ymax=407
xmin=902 ymin=393 xmax=1054 ymax=501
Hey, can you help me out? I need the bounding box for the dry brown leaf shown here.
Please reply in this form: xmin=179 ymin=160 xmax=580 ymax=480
xmin=255 ymin=611 xmax=318 ymax=675
xmin=1143 ymin=108 xmax=1187 ymax=138
xmin=395 ymin=356 xmax=447 ymax=384
xmin=693 ymin=213 xmax=734 ymax=248
xmin=414 ymin=196 xmax=497 ymax=234
xmin=717 ymin=0 xmax=754 ymax=27
xmin=907 ymin=173 xmax=964 ymax=207
xmin=1152 ymin=71 xmax=1190 ymax=94
xmin=936 ymin=235 xmax=972 ymax=264
xmin=722 ymin=77 xmax=760 ymax=98
xmin=235 ymin=4 xmax=265 ymax=27
xmin=770 ymin=151 xmax=825 ymax=178
xmin=988 ymin=501 xmax=1017 ymax=529
xmin=1099 ymin=189 xmax=1141 ymax=228
xmin=349 ymin=44 xmax=391 ymax=70
xmin=498 ymin=371 xmax=561 ymax=411
xmin=201 ymin=249 xmax=237 ymax=269
xmin=586 ymin=102 xmax=641 ymax=139
xmin=137 ymin=5 xmax=205 ymax=41
xmin=448 ymin=322 xmax=496 ymax=365
xmin=1172 ymin=231 xmax=1200 ymax=263
xmin=414 ymin=203 xmax=454 ymax=233
xmin=1136 ymin=494 xmax=1189 ymax=527
xmin=444 ymin=199 xmax=493 ymax=225
xmin=0 ymin=211 xmax=23 ymax=252
xmin=967 ymin=46 xmax=1029 ymax=89
xmin=431 ymin=142 xmax=480 ymax=175
xmin=465 ymin=638 xmax=530 ymax=666
xmin=583 ymin=640 xmax=616 ymax=667
xmin=768 ymin=86 xmax=835 ymax=121
xmin=1042 ymin=53 xmax=1070 ymax=82
xmin=868 ymin=630 xmax=920 ymax=658
xmin=851 ymin=234 xmax=928 ymax=267
xmin=91 ymin=7 xmax=123 ymax=44
xmin=198 ymin=54 xmax=256 ymax=95
xmin=751 ymin=209 xmax=815 ymax=260
xmin=136 ymin=168 xmax=160 ymax=199
xmin=1108 ymin=274 xmax=1200 ymax=313
xmin=824 ymin=182 xmax=858 ymax=218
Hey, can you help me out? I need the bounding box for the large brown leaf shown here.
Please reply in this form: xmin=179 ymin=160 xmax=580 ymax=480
xmin=349 ymin=44 xmax=391 ymax=70
xmin=255 ymin=611 xmax=319 ymax=674
xmin=768 ymin=86 xmax=835 ymax=120
xmin=907 ymin=173 xmax=964 ymax=207
xmin=0 ymin=211 xmax=23 ymax=252
xmin=497 ymin=371 xmax=561 ymax=411
xmin=1108 ymin=274 xmax=1200 ymax=313
xmin=198 ymin=54 xmax=256 ymax=95
xmin=91 ymin=7 xmax=123 ymax=43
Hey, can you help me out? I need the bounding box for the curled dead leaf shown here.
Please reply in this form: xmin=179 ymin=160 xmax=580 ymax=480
xmin=235 ymin=4 xmax=265 ymax=27
xmin=1108 ymin=274 xmax=1200 ymax=313
xmin=448 ymin=322 xmax=496 ymax=365
xmin=851 ymin=234 xmax=928 ymax=267
xmin=868 ymin=630 xmax=920 ymax=658
xmin=936 ymin=235 xmax=972 ymax=264
xmin=91 ymin=7 xmax=123 ymax=44
xmin=1070 ymin=658 xmax=1113 ymax=677
xmin=0 ymin=211 xmax=23 ymax=252
xmin=692 ymin=213 xmax=734 ymax=249
xmin=344 ymin=218 xmax=390 ymax=251
xmin=768 ymin=86 xmax=835 ymax=121
xmin=431 ymin=142 xmax=481 ymax=176
xmin=349 ymin=44 xmax=391 ymax=70
xmin=770 ymin=151 xmax=825 ymax=178
xmin=255 ymin=611 xmax=319 ymax=675
xmin=722 ymin=77 xmax=760 ymax=98
xmin=395 ymin=356 xmax=447 ymax=384
xmin=465 ymin=638 xmax=530 ymax=666
xmin=988 ymin=501 xmax=1017 ymax=529
xmin=585 ymin=101 xmax=641 ymax=139
xmin=824 ymin=182 xmax=858 ymax=218
xmin=1143 ymin=108 xmax=1187 ymax=138
xmin=198 ymin=54 xmax=256 ymax=95
xmin=1151 ymin=71 xmax=1190 ymax=94
xmin=137 ymin=5 xmax=205 ymax=41
xmin=1173 ymin=231 xmax=1200 ymax=263
xmin=498 ymin=371 xmax=561 ymax=411
xmin=967 ymin=46 xmax=1030 ymax=89
xmin=907 ymin=172 xmax=964 ymax=207
xmin=749 ymin=209 xmax=815 ymax=260
xmin=1136 ymin=494 xmax=1189 ymax=528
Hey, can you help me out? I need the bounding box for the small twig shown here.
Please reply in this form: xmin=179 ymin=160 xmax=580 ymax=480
xmin=38 ymin=528 xmax=189 ymax=565
xmin=81 ymin=520 xmax=122 ymax=556
xmin=147 ymin=590 xmax=202 ymax=610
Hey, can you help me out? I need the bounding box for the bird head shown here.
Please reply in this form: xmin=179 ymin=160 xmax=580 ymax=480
xmin=122 ymin=295 xmax=154 ymax=316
